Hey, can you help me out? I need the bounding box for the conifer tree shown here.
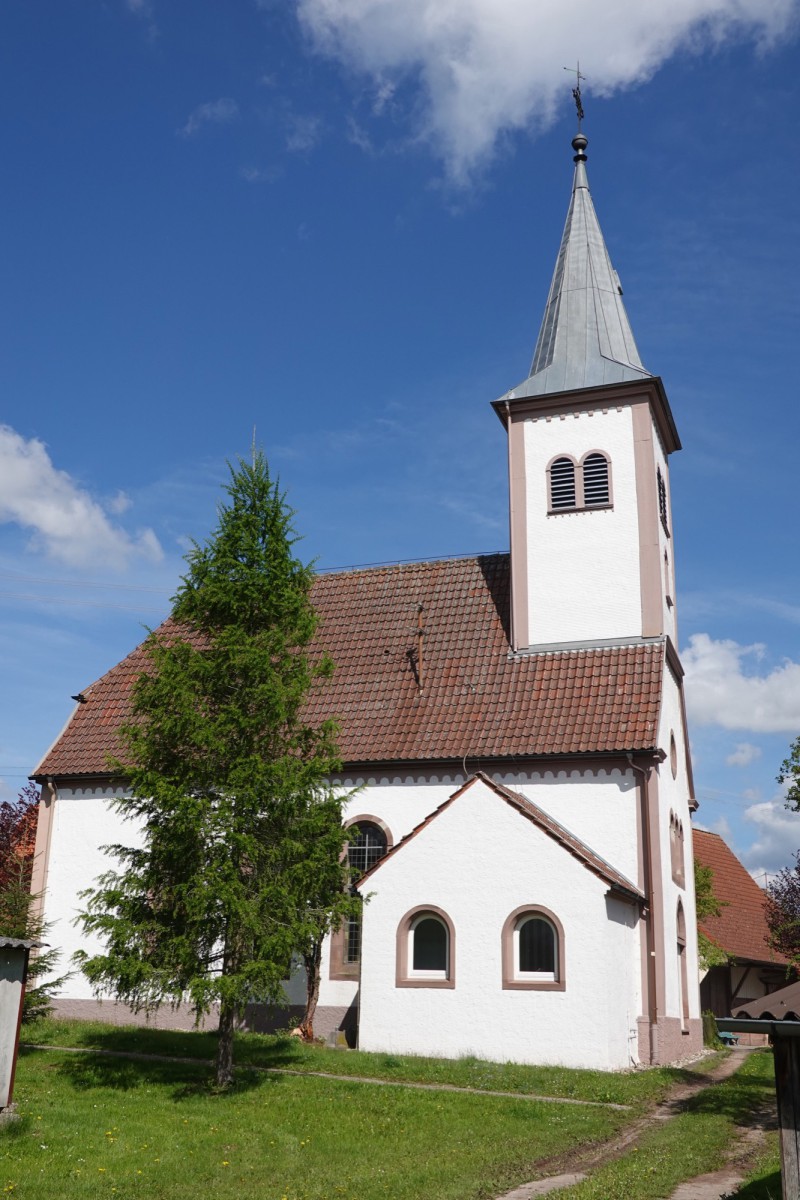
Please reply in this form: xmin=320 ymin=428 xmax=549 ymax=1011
xmin=77 ymin=453 xmax=354 ymax=1086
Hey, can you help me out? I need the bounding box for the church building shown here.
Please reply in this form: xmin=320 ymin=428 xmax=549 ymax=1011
xmin=31 ymin=128 xmax=702 ymax=1070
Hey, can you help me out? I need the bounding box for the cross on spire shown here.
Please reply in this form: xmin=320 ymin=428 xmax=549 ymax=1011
xmin=563 ymin=62 xmax=586 ymax=129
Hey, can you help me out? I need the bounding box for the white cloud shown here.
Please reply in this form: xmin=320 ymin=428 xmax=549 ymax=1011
xmin=740 ymin=798 xmax=800 ymax=877
xmin=683 ymin=633 xmax=800 ymax=733
xmin=285 ymin=112 xmax=323 ymax=153
xmin=179 ymin=98 xmax=239 ymax=138
xmin=726 ymin=741 xmax=763 ymax=768
xmin=0 ymin=425 xmax=163 ymax=570
xmin=296 ymin=0 xmax=799 ymax=182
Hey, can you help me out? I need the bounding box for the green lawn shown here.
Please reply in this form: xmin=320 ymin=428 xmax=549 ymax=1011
xmin=5 ymin=1021 xmax=771 ymax=1200
xmin=21 ymin=1017 xmax=718 ymax=1108
xmin=3 ymin=1046 xmax=629 ymax=1200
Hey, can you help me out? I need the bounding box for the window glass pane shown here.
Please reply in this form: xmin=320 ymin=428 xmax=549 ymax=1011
xmin=550 ymin=458 xmax=576 ymax=509
xmin=582 ymin=453 xmax=609 ymax=505
xmin=347 ymin=823 xmax=387 ymax=874
xmin=413 ymin=917 xmax=447 ymax=971
xmin=344 ymin=915 xmax=361 ymax=964
xmin=519 ymin=918 xmax=555 ymax=973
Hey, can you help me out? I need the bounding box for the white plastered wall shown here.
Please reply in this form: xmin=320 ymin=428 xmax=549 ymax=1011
xmin=357 ymin=777 xmax=643 ymax=1070
xmin=524 ymin=406 xmax=641 ymax=645
xmin=655 ymin=667 xmax=700 ymax=1021
xmin=43 ymin=786 xmax=144 ymax=999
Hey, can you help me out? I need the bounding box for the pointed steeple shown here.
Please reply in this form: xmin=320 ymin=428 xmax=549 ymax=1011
xmin=502 ymin=133 xmax=651 ymax=400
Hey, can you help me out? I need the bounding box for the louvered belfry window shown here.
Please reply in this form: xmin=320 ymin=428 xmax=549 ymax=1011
xmin=549 ymin=457 xmax=576 ymax=509
xmin=657 ymin=467 xmax=669 ymax=531
xmin=582 ymin=453 xmax=610 ymax=506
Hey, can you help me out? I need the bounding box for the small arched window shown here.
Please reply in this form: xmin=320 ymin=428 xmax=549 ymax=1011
xmin=581 ymin=452 xmax=610 ymax=506
xmin=396 ymin=906 xmax=455 ymax=989
xmin=549 ymin=457 xmax=577 ymax=510
xmin=502 ymin=906 xmax=565 ymax=991
xmin=518 ymin=915 xmax=555 ymax=974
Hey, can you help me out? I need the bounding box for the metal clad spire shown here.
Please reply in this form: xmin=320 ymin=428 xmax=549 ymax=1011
xmin=501 ymin=126 xmax=651 ymax=401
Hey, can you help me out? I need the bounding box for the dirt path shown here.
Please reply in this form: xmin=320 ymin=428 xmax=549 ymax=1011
xmin=496 ymin=1049 xmax=776 ymax=1200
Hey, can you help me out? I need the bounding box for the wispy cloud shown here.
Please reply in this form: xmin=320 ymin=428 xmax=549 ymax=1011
xmin=0 ymin=425 xmax=163 ymax=571
xmin=240 ymin=164 xmax=284 ymax=184
xmin=297 ymin=0 xmax=798 ymax=183
xmin=726 ymin=741 xmax=763 ymax=768
xmin=684 ymin=633 xmax=800 ymax=734
xmin=124 ymin=0 xmax=158 ymax=40
xmin=285 ymin=112 xmax=323 ymax=154
xmin=179 ymin=97 xmax=239 ymax=138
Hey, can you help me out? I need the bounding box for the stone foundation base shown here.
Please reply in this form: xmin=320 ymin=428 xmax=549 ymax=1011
xmin=637 ymin=1015 xmax=704 ymax=1064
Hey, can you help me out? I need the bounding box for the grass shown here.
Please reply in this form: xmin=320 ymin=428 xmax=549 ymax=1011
xmin=4 ymin=1023 xmax=776 ymax=1200
xmin=3 ymin=1045 xmax=630 ymax=1200
xmin=557 ymin=1049 xmax=777 ymax=1199
xmin=21 ymin=1017 xmax=720 ymax=1109
xmin=731 ymin=1137 xmax=781 ymax=1199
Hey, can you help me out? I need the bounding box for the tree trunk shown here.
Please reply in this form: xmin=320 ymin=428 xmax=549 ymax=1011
xmin=216 ymin=997 xmax=237 ymax=1088
xmin=299 ymin=942 xmax=322 ymax=1042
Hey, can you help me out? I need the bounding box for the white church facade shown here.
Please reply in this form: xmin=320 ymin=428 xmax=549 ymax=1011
xmin=31 ymin=130 xmax=702 ymax=1070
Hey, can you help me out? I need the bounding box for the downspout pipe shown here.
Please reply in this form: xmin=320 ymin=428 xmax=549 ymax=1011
xmin=628 ymin=752 xmax=658 ymax=1065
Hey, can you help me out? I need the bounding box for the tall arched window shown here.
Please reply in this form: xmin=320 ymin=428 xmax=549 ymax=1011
xmin=329 ymin=816 xmax=391 ymax=980
xmin=676 ymin=901 xmax=690 ymax=1030
xmin=502 ymin=906 xmax=565 ymax=991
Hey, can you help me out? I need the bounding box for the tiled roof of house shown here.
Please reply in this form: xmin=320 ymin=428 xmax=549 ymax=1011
xmin=693 ymin=828 xmax=787 ymax=966
xmin=33 ymin=553 xmax=665 ymax=778
xmin=356 ymin=771 xmax=645 ymax=902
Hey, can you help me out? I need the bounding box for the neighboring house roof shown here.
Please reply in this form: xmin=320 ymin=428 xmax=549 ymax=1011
xmin=734 ymin=979 xmax=800 ymax=1020
xmin=33 ymin=553 xmax=665 ymax=779
xmin=693 ymin=829 xmax=787 ymax=966
xmin=356 ymin=771 xmax=644 ymax=904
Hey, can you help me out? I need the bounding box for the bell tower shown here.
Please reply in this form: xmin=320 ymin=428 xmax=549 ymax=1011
xmin=494 ymin=132 xmax=682 ymax=654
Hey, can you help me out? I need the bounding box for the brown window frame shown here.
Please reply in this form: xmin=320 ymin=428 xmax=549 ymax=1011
xmin=547 ymin=451 xmax=613 ymax=515
xmin=396 ymin=905 xmax=456 ymax=989
xmin=501 ymin=905 xmax=566 ymax=992
xmin=328 ymin=815 xmax=393 ymax=981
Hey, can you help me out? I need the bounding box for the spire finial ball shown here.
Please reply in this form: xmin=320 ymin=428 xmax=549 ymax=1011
xmin=572 ymin=132 xmax=588 ymax=162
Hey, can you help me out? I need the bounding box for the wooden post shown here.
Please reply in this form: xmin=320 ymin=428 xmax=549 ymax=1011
xmin=773 ymin=1031 xmax=800 ymax=1199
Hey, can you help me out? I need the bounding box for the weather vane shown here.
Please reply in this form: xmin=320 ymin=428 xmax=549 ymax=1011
xmin=563 ymin=62 xmax=586 ymax=129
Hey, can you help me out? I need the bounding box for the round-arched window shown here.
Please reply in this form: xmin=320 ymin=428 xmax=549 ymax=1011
xmin=347 ymin=821 xmax=388 ymax=874
xmin=517 ymin=916 xmax=556 ymax=977
xmin=412 ymin=916 xmax=448 ymax=973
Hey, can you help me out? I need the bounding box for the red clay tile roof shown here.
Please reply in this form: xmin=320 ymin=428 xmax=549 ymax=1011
xmin=33 ymin=554 xmax=664 ymax=778
xmin=356 ymin=772 xmax=644 ymax=902
xmin=693 ymin=829 xmax=787 ymax=965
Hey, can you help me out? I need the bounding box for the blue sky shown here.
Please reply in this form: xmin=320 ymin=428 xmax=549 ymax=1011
xmin=1 ymin=0 xmax=799 ymax=879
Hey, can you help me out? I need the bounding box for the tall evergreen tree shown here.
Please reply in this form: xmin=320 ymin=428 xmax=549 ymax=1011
xmin=77 ymin=454 xmax=354 ymax=1086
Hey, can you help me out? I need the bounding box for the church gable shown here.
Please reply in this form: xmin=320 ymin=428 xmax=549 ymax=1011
xmin=356 ymin=772 xmax=643 ymax=903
